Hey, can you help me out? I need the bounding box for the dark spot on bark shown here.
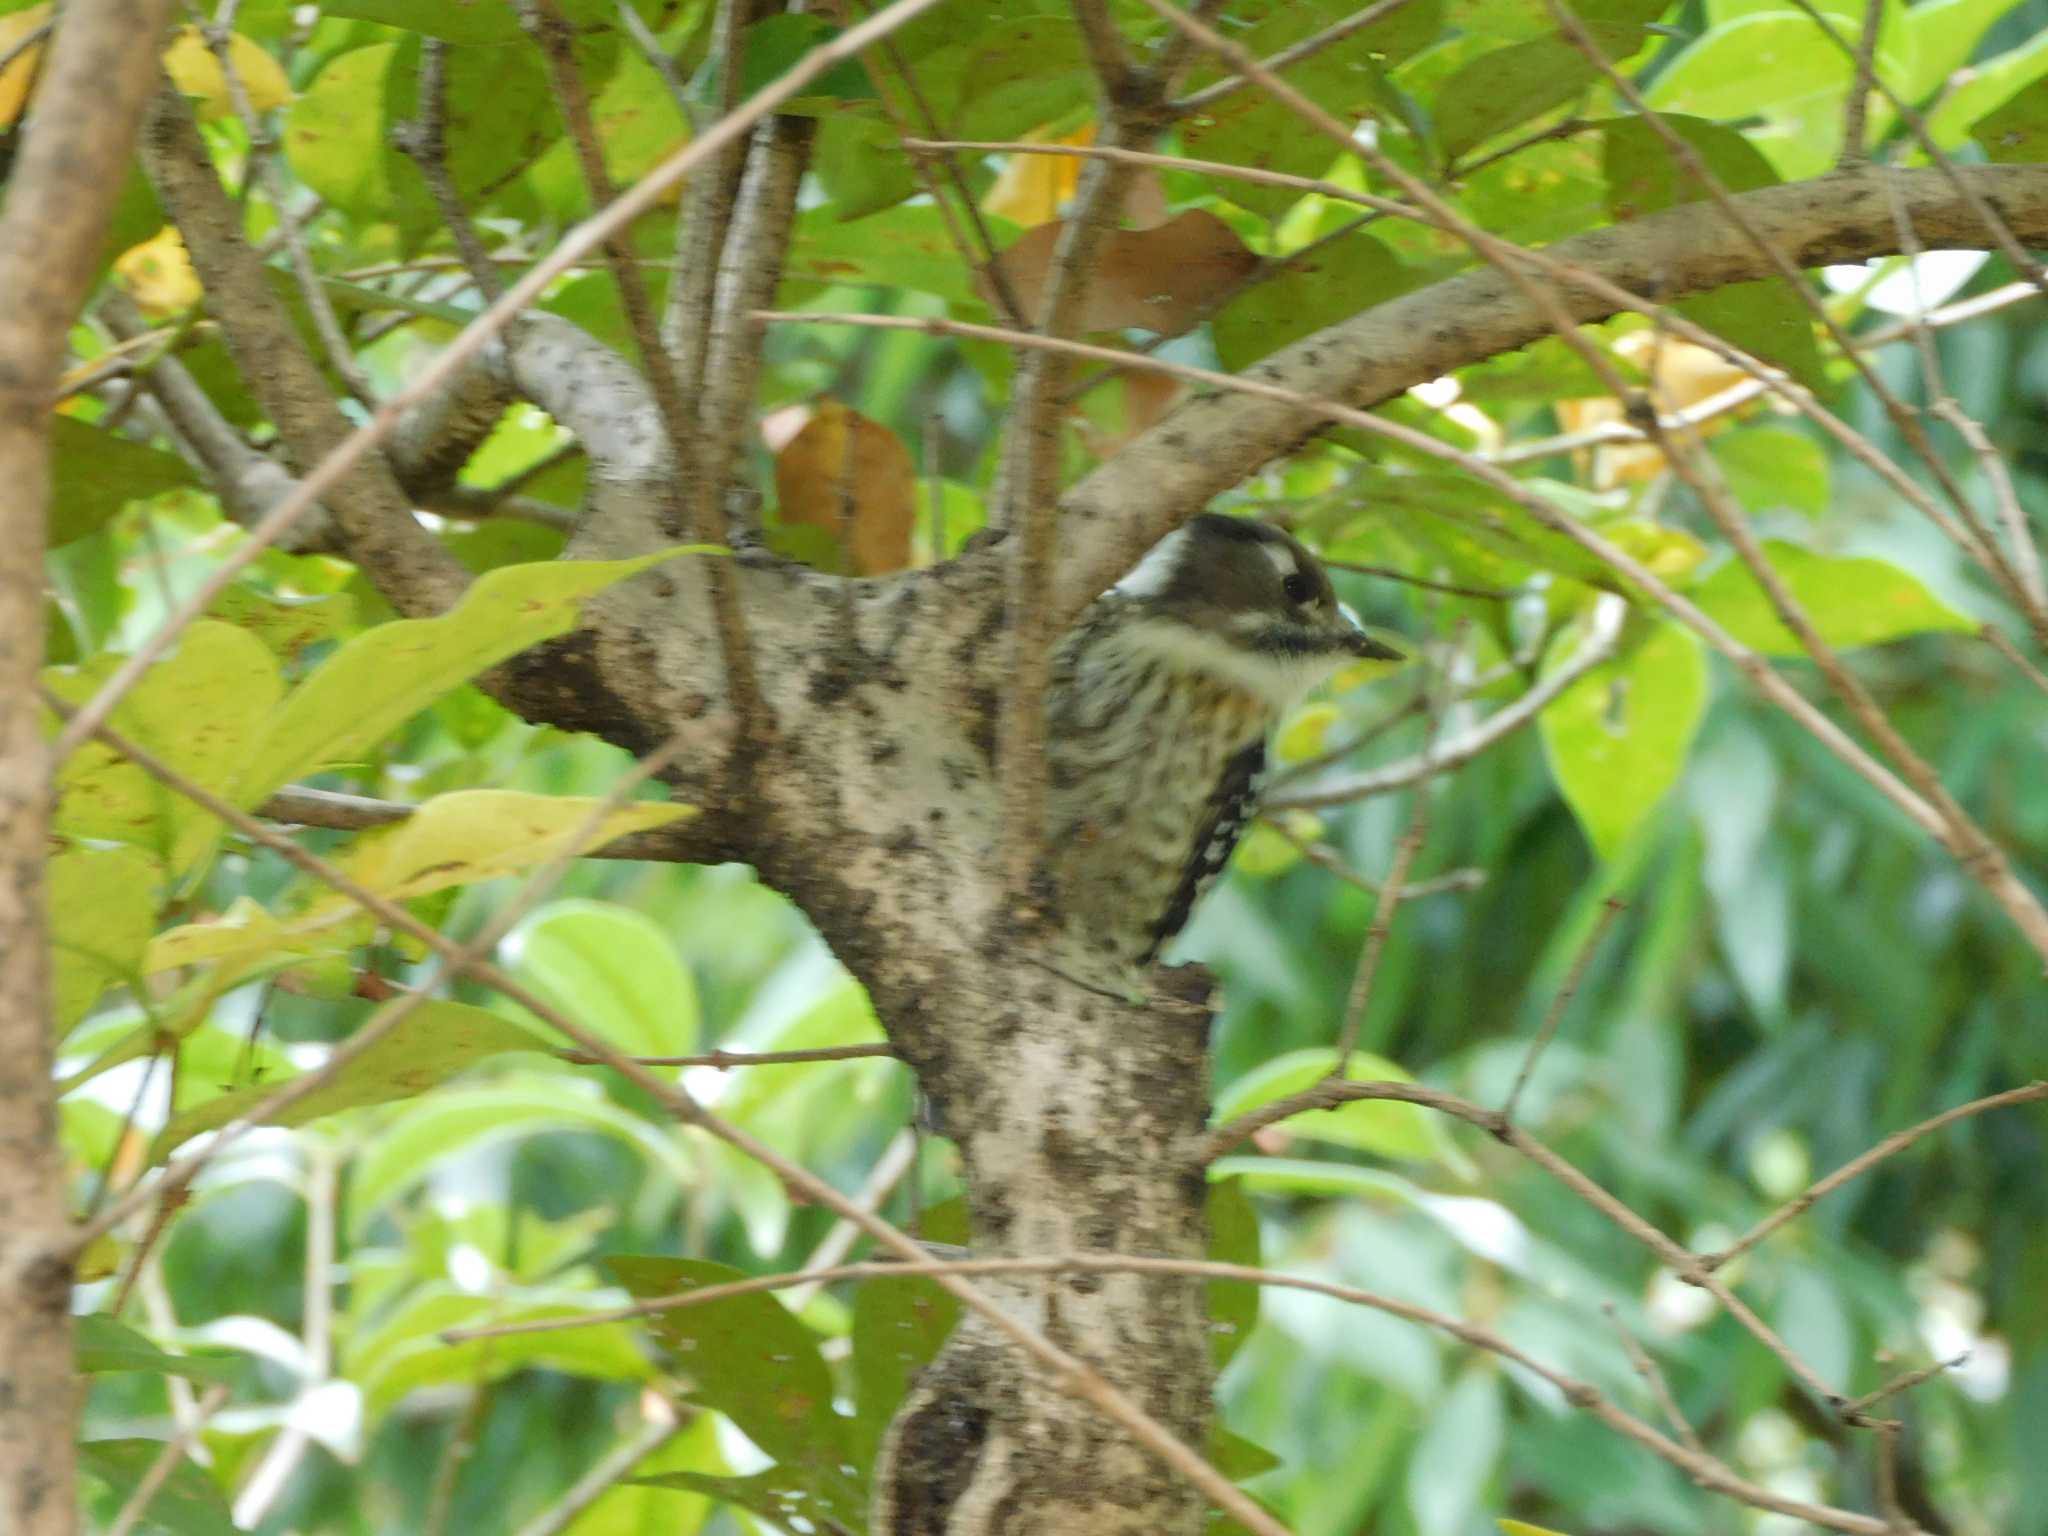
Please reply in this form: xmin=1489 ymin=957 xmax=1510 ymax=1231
xmin=886 ymin=826 xmax=921 ymax=857
xmin=808 ymin=659 xmax=854 ymax=707
xmin=497 ymin=630 xmax=658 ymax=757
xmin=888 ymin=1384 xmax=989 ymax=1536
xmin=869 ymin=735 xmax=901 ymax=765
xmin=965 ymin=686 xmax=998 ymax=766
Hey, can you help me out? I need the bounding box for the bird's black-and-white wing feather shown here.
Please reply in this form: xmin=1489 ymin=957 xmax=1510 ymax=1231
xmin=1142 ymin=739 xmax=1269 ymax=964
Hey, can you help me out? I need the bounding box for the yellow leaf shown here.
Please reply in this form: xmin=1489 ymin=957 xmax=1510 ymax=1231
xmin=1276 ymin=703 xmax=1340 ymax=764
xmin=112 ymin=226 xmax=202 ymax=319
xmin=0 ymin=4 xmax=51 ymax=129
xmin=1499 ymin=1521 xmax=1575 ymax=1536
xmin=162 ymin=26 xmax=292 ymax=119
xmin=984 ymin=122 xmax=1093 ymax=226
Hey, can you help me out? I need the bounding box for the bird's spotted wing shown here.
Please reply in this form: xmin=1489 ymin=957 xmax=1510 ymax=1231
xmin=1142 ymin=739 xmax=1269 ymax=963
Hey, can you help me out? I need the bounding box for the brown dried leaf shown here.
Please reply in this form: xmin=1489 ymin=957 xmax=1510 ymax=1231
xmin=981 ymin=210 xmax=1257 ymax=337
xmin=772 ymin=401 xmax=916 ymax=575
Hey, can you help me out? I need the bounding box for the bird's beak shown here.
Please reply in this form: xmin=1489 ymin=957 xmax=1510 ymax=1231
xmin=1338 ymin=603 xmax=1403 ymax=661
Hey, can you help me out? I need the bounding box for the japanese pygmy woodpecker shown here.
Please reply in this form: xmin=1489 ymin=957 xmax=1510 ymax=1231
xmin=1043 ymin=513 xmax=1400 ymax=995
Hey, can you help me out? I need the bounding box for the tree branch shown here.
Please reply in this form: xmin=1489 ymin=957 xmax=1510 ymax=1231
xmin=142 ymin=83 xmax=471 ymax=618
xmin=0 ymin=7 xmax=181 ymax=1529
xmin=1051 ymin=161 xmax=2048 ymax=622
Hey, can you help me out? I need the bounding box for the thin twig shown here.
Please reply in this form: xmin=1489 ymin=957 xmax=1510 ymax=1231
xmin=1259 ymin=817 xmax=1485 ymax=899
xmin=1321 ymin=559 xmax=1513 ymax=601
xmin=1329 ymin=804 xmax=1424 ymax=1066
xmin=1837 ymin=0 xmax=1884 ymax=165
xmin=393 ymin=41 xmax=507 ymax=302
xmin=509 ymin=1403 xmax=684 ymax=1536
xmin=252 ymin=785 xmax=719 ymax=864
xmin=105 ymin=1383 xmax=232 ymax=1536
xmin=1840 ymin=1353 xmax=1969 ymax=1422
xmin=559 ymin=1042 xmax=898 ymax=1068
xmin=1603 ymin=1301 xmax=1707 ymax=1457
xmin=1981 ymin=624 xmax=2048 ymax=699
xmin=1702 ymin=1082 xmax=2048 ymax=1273
xmin=1270 ymin=594 xmax=1625 ymax=811
xmin=1173 ymin=0 xmax=1420 ymax=112
xmin=1501 ymin=895 xmax=1626 ymax=1122
xmin=207 ymin=17 xmax=374 ymax=404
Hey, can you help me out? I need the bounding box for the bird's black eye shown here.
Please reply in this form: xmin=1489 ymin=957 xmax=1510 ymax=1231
xmin=1282 ymin=573 xmax=1314 ymax=605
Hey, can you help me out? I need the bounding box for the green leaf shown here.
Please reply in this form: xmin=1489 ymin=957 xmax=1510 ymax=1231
xmin=1709 ymin=426 xmax=1829 ymax=517
xmin=234 ymin=550 xmax=696 ymax=806
xmin=1208 ymin=1155 xmax=1425 ymax=1201
xmin=317 ymin=0 xmax=522 ymax=41
xmin=1675 ymin=280 xmax=1824 ymax=391
xmin=49 ymin=416 xmax=199 ymax=546
xmin=631 ymin=1465 xmax=864 ymax=1534
xmin=49 ymin=845 xmax=158 ymax=1032
xmin=1436 ymin=36 xmax=1601 ymax=161
xmin=848 ymin=1253 xmax=961 ymax=1473
xmin=783 ymin=204 xmax=997 ymax=306
xmin=151 ymin=999 xmax=548 ymax=1160
xmin=1600 ymin=112 xmax=1778 ymax=221
xmin=732 ymin=13 xmax=875 ymax=110
xmin=1183 ymin=0 xmax=1442 ymax=213
xmin=350 ymin=1076 xmax=694 ymax=1228
xmin=347 ymin=1283 xmax=652 ymax=1420
xmin=524 ymin=40 xmax=689 ymax=218
xmin=284 ymin=44 xmax=438 ymax=235
xmin=1210 ymin=1427 xmax=1285 ymax=1480
xmin=1214 ymin=229 xmax=1415 ymax=372
xmin=1207 ymin=1178 xmax=1261 ymax=1370
xmin=1690 ymin=541 xmax=1976 ymax=654
xmin=78 ymin=1440 xmax=235 ymax=1536
xmin=1970 ymin=76 xmax=2048 ymax=163
xmin=48 ymin=620 xmax=282 ymax=876
xmin=922 ymin=18 xmax=1094 ymax=142
xmin=609 ymin=1256 xmax=864 ymax=1513
xmin=815 ymin=111 xmax=919 ymax=220
xmin=503 ymin=897 xmax=702 ymax=1058
xmin=1898 ymin=0 xmax=2017 ymax=99
xmin=1647 ymin=12 xmax=1866 ymax=121
xmin=205 ymin=586 xmax=358 ymax=661
xmin=1540 ymin=619 xmax=1709 ymax=859
xmin=75 ymin=1316 xmax=244 ymax=1385
xmin=1213 ymin=1048 xmax=1465 ymax=1169
xmin=1928 ymin=30 xmax=2048 ymax=148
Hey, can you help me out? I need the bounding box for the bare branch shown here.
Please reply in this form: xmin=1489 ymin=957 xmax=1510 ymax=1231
xmin=1982 ymin=624 xmax=2048 ymax=699
xmin=141 ymin=83 xmax=472 ymax=618
xmin=509 ymin=1403 xmax=685 ymax=1536
xmin=1502 ymin=895 xmax=1626 ymax=1123
xmin=392 ymin=40 xmax=508 ymax=303
xmin=558 ymin=1043 xmax=898 ymax=1068
xmin=106 ymin=1384 xmax=232 ymax=1536
xmin=1330 ymin=797 xmax=1425 ymax=1065
xmin=1172 ymin=0 xmax=1419 ymax=113
xmin=1702 ymin=1081 xmax=2048 ymax=1273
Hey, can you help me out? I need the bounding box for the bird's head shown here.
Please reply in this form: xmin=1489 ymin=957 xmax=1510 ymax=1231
xmin=1111 ymin=514 xmax=1402 ymax=710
